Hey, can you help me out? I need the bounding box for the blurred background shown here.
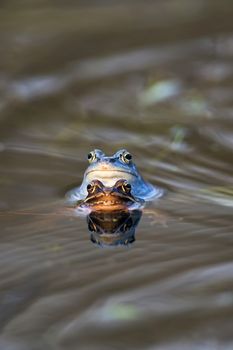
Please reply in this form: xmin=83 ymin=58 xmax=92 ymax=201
xmin=0 ymin=1 xmax=233 ymax=349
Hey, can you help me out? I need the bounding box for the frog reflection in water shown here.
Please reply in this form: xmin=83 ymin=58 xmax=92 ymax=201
xmin=87 ymin=209 xmax=142 ymax=247
xmin=68 ymin=149 xmax=163 ymax=204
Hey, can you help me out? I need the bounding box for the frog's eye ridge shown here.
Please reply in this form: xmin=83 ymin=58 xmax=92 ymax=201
xmin=120 ymin=151 xmax=132 ymax=164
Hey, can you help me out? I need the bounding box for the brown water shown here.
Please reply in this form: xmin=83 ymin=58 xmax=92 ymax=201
xmin=1 ymin=1 xmax=233 ymax=349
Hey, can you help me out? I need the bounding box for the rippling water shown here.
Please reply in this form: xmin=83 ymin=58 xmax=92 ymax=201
xmin=1 ymin=1 xmax=233 ymax=349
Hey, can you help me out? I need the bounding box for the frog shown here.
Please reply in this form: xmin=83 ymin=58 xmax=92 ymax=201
xmin=78 ymin=178 xmax=144 ymax=213
xmin=67 ymin=149 xmax=163 ymax=204
xmin=2 ymin=150 xmax=164 ymax=245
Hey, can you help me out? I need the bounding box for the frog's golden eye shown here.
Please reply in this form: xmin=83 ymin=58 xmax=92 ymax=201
xmin=115 ymin=180 xmax=131 ymax=194
xmin=87 ymin=180 xmax=104 ymax=194
xmin=125 ymin=183 xmax=131 ymax=192
xmin=120 ymin=151 xmax=132 ymax=164
xmin=87 ymin=151 xmax=97 ymax=163
xmin=87 ymin=183 xmax=96 ymax=194
xmin=121 ymin=183 xmax=131 ymax=193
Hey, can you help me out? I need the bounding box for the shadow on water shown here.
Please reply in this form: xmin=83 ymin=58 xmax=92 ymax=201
xmin=0 ymin=0 xmax=233 ymax=349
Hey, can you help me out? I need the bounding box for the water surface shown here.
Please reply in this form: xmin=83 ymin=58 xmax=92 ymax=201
xmin=0 ymin=1 xmax=233 ymax=349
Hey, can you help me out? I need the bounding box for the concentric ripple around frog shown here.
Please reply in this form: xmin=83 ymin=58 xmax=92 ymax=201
xmin=67 ymin=149 xmax=163 ymax=203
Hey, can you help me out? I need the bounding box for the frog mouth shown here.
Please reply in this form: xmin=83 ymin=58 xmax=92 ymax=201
xmin=87 ymin=199 xmax=130 ymax=207
xmin=84 ymin=198 xmax=135 ymax=212
xmin=84 ymin=193 xmax=137 ymax=206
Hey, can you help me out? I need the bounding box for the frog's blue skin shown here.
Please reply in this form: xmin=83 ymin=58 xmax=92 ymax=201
xmin=67 ymin=149 xmax=163 ymax=203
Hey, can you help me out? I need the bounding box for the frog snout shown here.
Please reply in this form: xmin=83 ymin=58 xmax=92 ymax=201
xmin=98 ymin=162 xmax=114 ymax=170
xmin=100 ymin=164 xmax=110 ymax=170
xmin=103 ymin=189 xmax=112 ymax=196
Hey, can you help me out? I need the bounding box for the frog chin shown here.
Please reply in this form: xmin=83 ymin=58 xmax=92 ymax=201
xmin=85 ymin=170 xmax=135 ymax=186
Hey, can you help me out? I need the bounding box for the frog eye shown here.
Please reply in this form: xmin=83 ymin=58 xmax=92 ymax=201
xmin=115 ymin=180 xmax=131 ymax=193
xmin=121 ymin=183 xmax=131 ymax=193
xmin=120 ymin=151 xmax=132 ymax=164
xmin=87 ymin=180 xmax=104 ymax=194
xmin=87 ymin=149 xmax=105 ymax=163
xmin=125 ymin=183 xmax=131 ymax=192
xmin=87 ymin=151 xmax=97 ymax=163
xmin=87 ymin=183 xmax=95 ymax=194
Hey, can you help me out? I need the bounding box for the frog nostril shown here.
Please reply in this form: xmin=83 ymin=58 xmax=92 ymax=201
xmin=99 ymin=161 xmax=114 ymax=170
xmin=101 ymin=164 xmax=109 ymax=170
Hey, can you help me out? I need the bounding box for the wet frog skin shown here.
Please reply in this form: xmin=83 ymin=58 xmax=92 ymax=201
xmin=67 ymin=149 xmax=163 ymax=203
xmin=79 ymin=179 xmax=143 ymax=212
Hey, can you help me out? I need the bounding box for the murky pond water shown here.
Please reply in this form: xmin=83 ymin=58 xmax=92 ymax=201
xmin=1 ymin=1 xmax=233 ymax=349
